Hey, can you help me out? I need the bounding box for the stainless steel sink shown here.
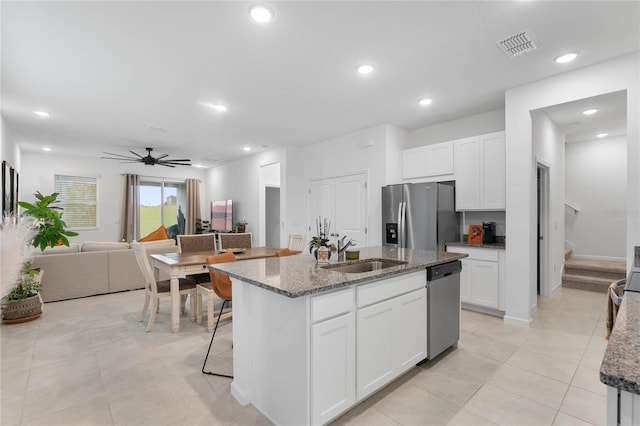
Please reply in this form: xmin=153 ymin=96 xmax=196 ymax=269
xmin=322 ymin=259 xmax=408 ymax=274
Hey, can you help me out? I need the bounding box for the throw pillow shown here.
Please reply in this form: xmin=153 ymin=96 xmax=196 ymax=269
xmin=139 ymin=225 xmax=169 ymax=242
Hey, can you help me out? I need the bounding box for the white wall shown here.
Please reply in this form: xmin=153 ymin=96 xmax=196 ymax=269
xmin=405 ymin=109 xmax=505 ymax=149
xmin=205 ymin=148 xmax=286 ymax=246
xmin=532 ymin=110 xmax=565 ymax=298
xmin=1 ymin=116 xmax=21 ymax=172
xmin=565 ymin=136 xmax=627 ymax=260
xmin=505 ymin=52 xmax=639 ymax=327
xmin=20 ymin=151 xmax=206 ymax=243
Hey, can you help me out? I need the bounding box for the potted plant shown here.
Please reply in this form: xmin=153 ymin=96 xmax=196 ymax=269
xmin=236 ymin=220 xmax=248 ymax=233
xmin=1 ymin=191 xmax=78 ymax=323
xmin=308 ymin=217 xmax=331 ymax=261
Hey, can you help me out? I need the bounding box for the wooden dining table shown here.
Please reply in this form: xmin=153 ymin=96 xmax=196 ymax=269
xmin=150 ymin=247 xmax=281 ymax=332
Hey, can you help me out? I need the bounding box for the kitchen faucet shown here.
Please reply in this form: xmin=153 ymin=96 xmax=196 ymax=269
xmin=337 ymin=236 xmax=356 ymax=260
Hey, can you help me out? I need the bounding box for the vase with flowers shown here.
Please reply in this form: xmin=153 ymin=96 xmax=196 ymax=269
xmin=308 ymin=217 xmax=332 ymax=262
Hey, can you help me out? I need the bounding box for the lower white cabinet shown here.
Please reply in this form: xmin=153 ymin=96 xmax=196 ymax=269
xmin=311 ymin=311 xmax=356 ymax=426
xmin=356 ymin=272 xmax=427 ymax=401
xmin=447 ymin=246 xmax=504 ymax=311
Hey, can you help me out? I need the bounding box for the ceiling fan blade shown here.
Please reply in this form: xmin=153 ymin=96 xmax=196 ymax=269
xmin=129 ymin=150 xmax=144 ymax=158
xmin=159 ymin=158 xmax=191 ymax=162
xmin=102 ymin=152 xmax=139 ymax=159
xmin=101 ymin=156 xmax=140 ymax=161
xmin=158 ymin=163 xmax=176 ymax=168
xmin=155 ymin=154 xmax=169 ymax=160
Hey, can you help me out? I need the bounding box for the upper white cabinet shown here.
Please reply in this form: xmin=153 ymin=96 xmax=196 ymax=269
xmin=401 ymin=141 xmax=454 ymax=180
xmin=454 ymin=131 xmax=506 ymax=210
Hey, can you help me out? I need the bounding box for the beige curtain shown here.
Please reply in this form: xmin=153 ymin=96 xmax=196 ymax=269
xmin=121 ymin=174 xmax=140 ymax=242
xmin=185 ymin=179 xmax=201 ymax=235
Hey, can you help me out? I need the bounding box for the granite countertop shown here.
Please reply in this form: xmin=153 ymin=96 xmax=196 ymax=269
xmin=210 ymin=246 xmax=467 ymax=298
xmin=446 ymin=241 xmax=506 ymax=249
xmin=600 ymin=291 xmax=640 ymax=394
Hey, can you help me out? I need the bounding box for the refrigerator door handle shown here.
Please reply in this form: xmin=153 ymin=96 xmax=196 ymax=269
xmin=400 ymin=202 xmax=407 ymax=248
xmin=397 ymin=202 xmax=403 ymax=247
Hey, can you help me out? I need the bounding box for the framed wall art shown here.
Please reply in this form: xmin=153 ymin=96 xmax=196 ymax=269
xmin=2 ymin=160 xmax=11 ymax=218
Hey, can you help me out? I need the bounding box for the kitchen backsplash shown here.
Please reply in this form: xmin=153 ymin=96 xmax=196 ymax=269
xmin=459 ymin=211 xmax=506 ymax=238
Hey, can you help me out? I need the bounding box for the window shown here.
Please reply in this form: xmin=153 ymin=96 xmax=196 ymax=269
xmin=139 ymin=179 xmax=186 ymax=237
xmin=54 ymin=174 xmax=98 ymax=229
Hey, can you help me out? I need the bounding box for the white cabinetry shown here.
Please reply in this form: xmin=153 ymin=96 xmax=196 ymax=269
xmin=401 ymin=141 xmax=454 ymax=180
xmin=311 ymin=288 xmax=356 ymax=426
xmin=447 ymin=246 xmax=505 ymax=312
xmin=454 ymin=131 xmax=505 ymax=210
xmin=356 ymin=271 xmax=427 ymax=400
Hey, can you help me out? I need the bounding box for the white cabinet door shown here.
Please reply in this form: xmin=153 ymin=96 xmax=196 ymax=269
xmin=356 ymin=287 xmax=427 ymax=401
xmin=357 ymin=298 xmax=395 ymax=401
xmin=481 ymin=133 xmax=506 ymax=209
xmin=469 ymin=260 xmax=499 ymax=309
xmin=425 ymin=142 xmax=454 ymax=177
xmin=454 ymin=137 xmax=481 ymax=210
xmin=309 ymin=178 xmax=336 ymax=231
xmin=459 ymin=258 xmax=472 ymax=303
xmin=393 ymin=289 xmax=427 ymax=371
xmin=454 ymin=131 xmax=505 ymax=210
xmin=311 ymin=312 xmax=356 ymax=426
xmin=401 ymin=147 xmax=429 ymax=179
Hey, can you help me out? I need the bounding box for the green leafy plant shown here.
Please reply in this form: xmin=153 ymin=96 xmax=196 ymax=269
xmin=5 ymin=261 xmax=42 ymax=301
xmin=236 ymin=220 xmax=248 ymax=226
xmin=18 ymin=191 xmax=79 ymax=250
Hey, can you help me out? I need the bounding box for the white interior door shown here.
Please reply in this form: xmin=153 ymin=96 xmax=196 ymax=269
xmin=335 ymin=174 xmax=367 ymax=247
xmin=309 ymin=178 xmax=336 ymax=238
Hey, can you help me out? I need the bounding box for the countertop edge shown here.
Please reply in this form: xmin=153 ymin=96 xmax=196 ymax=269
xmin=213 ymin=251 xmax=467 ymax=298
xmin=446 ymin=241 xmax=506 ymax=250
xmin=600 ymin=291 xmax=640 ymax=395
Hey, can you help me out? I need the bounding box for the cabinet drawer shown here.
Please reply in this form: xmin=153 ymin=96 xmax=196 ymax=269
xmin=357 ymin=271 xmax=425 ymax=308
xmin=447 ymin=246 xmax=498 ymax=262
xmin=311 ymin=287 xmax=355 ymax=323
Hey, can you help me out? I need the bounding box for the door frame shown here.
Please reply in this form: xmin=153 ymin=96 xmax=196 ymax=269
xmin=536 ymin=159 xmax=551 ymax=297
xmin=259 ymin=162 xmax=281 ymax=247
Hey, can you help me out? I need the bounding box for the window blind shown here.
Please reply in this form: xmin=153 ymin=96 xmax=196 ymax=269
xmin=54 ymin=174 xmax=97 ymax=228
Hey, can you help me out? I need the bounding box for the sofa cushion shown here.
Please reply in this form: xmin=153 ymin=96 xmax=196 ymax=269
xmin=138 ymin=225 xmax=169 ymax=242
xmin=81 ymin=241 xmax=130 ymax=252
xmin=35 ymin=244 xmax=81 ymax=255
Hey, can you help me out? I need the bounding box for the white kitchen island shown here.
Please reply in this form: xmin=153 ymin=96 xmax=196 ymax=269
xmin=211 ymin=246 xmax=466 ymax=426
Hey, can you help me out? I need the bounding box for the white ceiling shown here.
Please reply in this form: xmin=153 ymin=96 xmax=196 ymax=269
xmin=2 ymin=1 xmax=639 ymax=167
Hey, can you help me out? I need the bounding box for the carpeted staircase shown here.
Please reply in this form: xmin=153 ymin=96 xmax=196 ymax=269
xmin=562 ymin=248 xmax=626 ymax=293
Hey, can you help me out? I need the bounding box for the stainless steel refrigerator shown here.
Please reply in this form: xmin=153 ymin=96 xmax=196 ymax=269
xmin=382 ymin=182 xmax=458 ymax=251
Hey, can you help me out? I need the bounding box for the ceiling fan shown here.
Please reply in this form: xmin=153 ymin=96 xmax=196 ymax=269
xmin=101 ymin=147 xmax=191 ymax=167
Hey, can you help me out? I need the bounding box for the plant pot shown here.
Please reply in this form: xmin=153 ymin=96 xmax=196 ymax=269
xmin=237 ymin=225 xmax=246 ymax=233
xmin=2 ymin=293 xmax=43 ymax=323
xmin=313 ymin=247 xmax=331 ymax=263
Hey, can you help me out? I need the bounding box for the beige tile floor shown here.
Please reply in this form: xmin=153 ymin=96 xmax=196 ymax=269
xmin=1 ymin=287 xmax=609 ymax=426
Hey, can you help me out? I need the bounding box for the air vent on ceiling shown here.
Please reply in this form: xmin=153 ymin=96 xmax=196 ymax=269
xmin=497 ymin=31 xmax=538 ymax=58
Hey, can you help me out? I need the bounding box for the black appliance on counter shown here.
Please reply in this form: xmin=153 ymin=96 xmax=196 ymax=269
xmin=482 ymin=221 xmax=496 ymax=244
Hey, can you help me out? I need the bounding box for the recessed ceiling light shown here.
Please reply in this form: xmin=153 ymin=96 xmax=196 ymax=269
xmin=42 ymin=147 xmax=52 ymax=152
xmin=597 ymin=132 xmax=609 ymax=138
xmin=583 ymin=108 xmax=598 ymax=115
xmin=192 ymin=164 xmax=206 ymax=168
xmin=243 ymin=146 xmax=251 ymax=152
xmin=202 ymin=103 xmax=228 ymax=112
xmin=34 ymin=111 xmax=50 ymax=117
xmin=418 ymin=98 xmax=433 ymax=106
xmin=249 ymin=5 xmax=274 ymax=23
xmin=555 ymin=52 xmax=579 ymax=64
xmin=357 ymin=64 xmax=375 ymax=74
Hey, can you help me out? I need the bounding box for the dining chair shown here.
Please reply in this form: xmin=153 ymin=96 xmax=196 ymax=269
xmin=201 ymin=252 xmax=236 ymax=377
xmin=288 ymin=233 xmax=305 ymax=252
xmin=178 ymin=234 xmax=217 ymax=284
xmin=218 ymin=232 xmax=253 ymax=249
xmin=276 ymin=248 xmax=292 ymax=257
xmin=132 ymin=241 xmax=197 ymax=332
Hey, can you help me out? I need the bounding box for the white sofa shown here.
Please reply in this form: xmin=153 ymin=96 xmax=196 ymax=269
xmin=32 ymin=239 xmax=179 ymax=302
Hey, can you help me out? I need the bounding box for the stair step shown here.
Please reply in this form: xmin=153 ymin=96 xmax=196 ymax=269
xmin=564 ymin=258 xmax=626 ymax=274
xmin=562 ymin=274 xmax=615 ymax=293
xmin=564 ymin=248 xmax=573 ymax=261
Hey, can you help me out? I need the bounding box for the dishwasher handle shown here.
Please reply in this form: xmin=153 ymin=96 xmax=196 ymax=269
xmin=427 ymin=261 xmax=461 ymax=281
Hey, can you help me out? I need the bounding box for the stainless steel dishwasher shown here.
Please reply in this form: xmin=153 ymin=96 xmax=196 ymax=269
xmin=426 ymin=261 xmax=462 ymax=359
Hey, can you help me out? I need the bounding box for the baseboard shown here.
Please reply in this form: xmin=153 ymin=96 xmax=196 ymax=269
xmin=461 ymin=302 xmax=504 ymax=318
xmin=550 ymin=281 xmax=562 ymax=294
xmin=231 ymin=382 xmax=251 ymax=406
xmin=571 ymin=254 xmax=626 ymax=262
xmin=503 ymin=314 xmax=532 ymax=328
